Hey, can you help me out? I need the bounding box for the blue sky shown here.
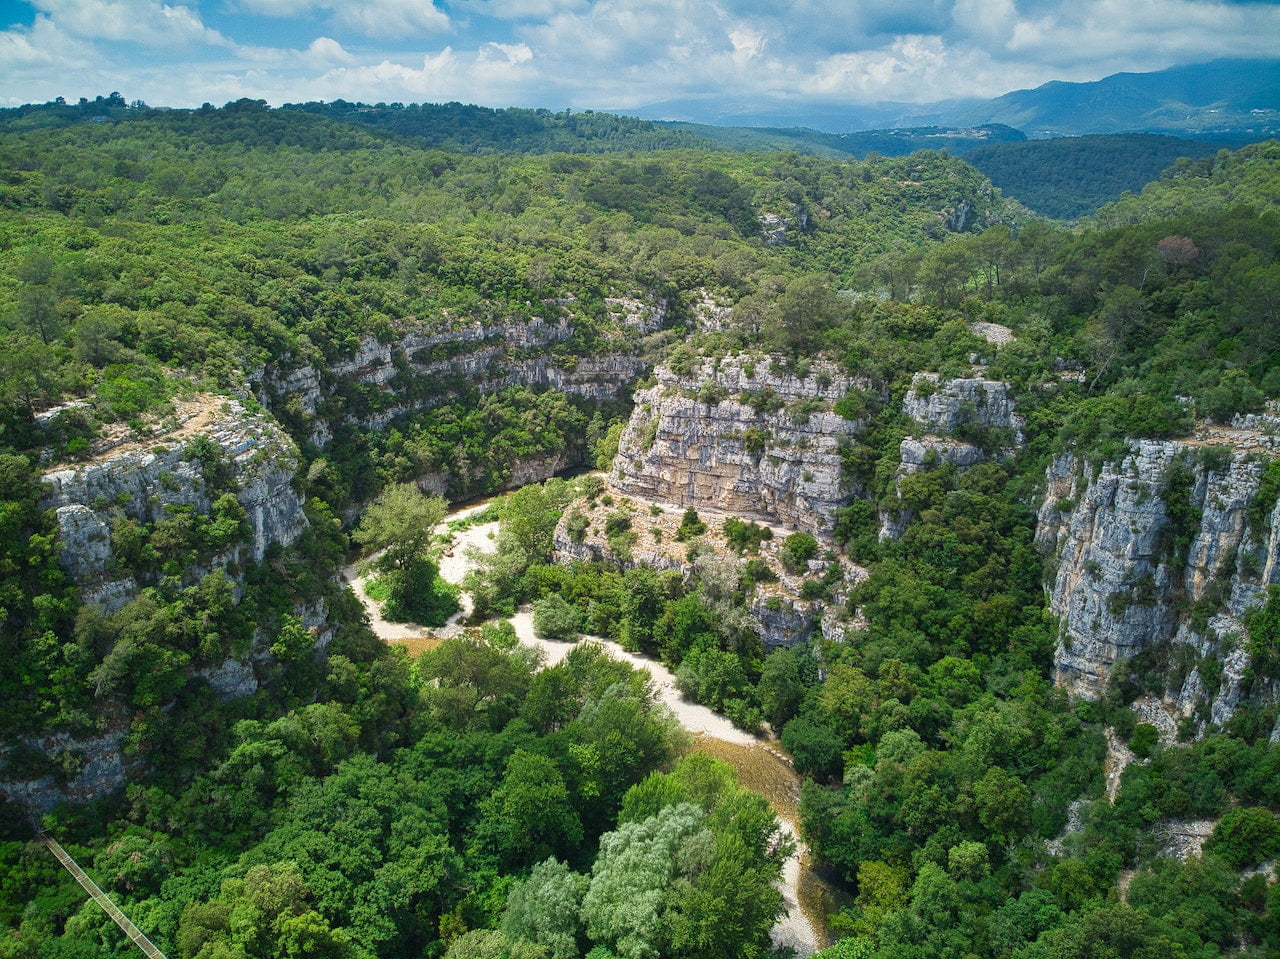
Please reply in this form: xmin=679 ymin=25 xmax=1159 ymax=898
xmin=1 ymin=0 xmax=1278 ymax=126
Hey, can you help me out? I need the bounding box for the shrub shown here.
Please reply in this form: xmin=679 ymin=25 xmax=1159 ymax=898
xmin=532 ymin=592 xmax=580 ymax=641
xmin=378 ymin=558 xmax=461 ymax=627
xmin=781 ymin=716 xmax=844 ymax=781
xmin=565 ymin=509 xmax=589 ymax=544
xmin=1206 ymin=807 xmax=1280 ymax=869
xmin=1128 ymin=722 xmax=1159 ymax=758
xmin=780 ymin=532 xmax=819 ymax=573
xmin=834 ymin=387 xmax=873 ymax=421
xmin=675 ymin=508 xmax=707 ymax=542
xmin=723 ymin=516 xmax=773 ymax=553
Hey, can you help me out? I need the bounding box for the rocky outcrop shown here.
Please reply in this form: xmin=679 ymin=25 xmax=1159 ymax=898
xmin=881 ymin=373 xmax=1023 ymax=538
xmin=902 ymin=373 xmax=1024 ymax=442
xmin=1037 ymin=418 xmax=1280 ymax=735
xmin=0 ymin=727 xmax=140 ymax=818
xmin=758 ymin=206 xmax=809 ymax=246
xmin=40 ymin=396 xmax=307 ymax=608
xmin=8 ymin=405 xmax=326 ymax=813
xmin=550 ymin=485 xmax=864 ymax=648
xmin=610 ymin=355 xmax=868 ymax=537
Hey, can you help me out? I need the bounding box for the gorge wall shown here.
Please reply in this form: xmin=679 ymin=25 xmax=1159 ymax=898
xmin=881 ymin=372 xmax=1025 ymax=537
xmin=1036 ymin=415 xmax=1280 ymax=738
xmin=2 ymin=397 xmax=316 ymax=814
xmin=260 ymin=296 xmax=665 ymax=450
xmin=39 ymin=395 xmax=308 ymax=611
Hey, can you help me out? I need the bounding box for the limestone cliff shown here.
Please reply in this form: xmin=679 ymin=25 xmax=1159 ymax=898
xmin=1037 ymin=417 xmax=1280 ymax=736
xmin=550 ymin=484 xmax=863 ymax=648
xmin=901 ymin=373 xmax=1025 ymax=443
xmin=40 ymin=394 xmax=307 ymax=610
xmin=3 ymin=397 xmax=318 ymax=813
xmin=610 ymin=354 xmax=868 ymax=537
xmin=259 ymin=297 xmax=665 ymax=454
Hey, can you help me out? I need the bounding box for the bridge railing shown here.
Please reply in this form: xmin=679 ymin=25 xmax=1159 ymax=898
xmin=38 ymin=831 xmax=167 ymax=959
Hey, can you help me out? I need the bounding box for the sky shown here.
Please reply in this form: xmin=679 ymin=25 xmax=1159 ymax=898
xmin=1 ymin=0 xmax=1278 ymax=127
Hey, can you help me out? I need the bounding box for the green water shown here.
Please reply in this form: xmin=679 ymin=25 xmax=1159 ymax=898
xmin=694 ymin=738 xmax=850 ymax=949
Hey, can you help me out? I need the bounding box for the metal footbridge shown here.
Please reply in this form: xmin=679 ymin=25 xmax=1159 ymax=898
xmin=38 ymin=831 xmax=167 ymax=958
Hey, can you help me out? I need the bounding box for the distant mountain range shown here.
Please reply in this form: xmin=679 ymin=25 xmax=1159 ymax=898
xmin=635 ymin=58 xmax=1280 ymax=140
xmin=919 ymin=58 xmax=1280 ymax=139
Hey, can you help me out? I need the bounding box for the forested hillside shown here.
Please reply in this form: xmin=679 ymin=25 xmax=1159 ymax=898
xmin=965 ymin=134 xmax=1222 ymax=220
xmin=659 ymin=122 xmax=1027 ymax=160
xmin=284 ymin=100 xmax=718 ymax=154
xmin=1 ymin=97 xmax=1279 ymax=958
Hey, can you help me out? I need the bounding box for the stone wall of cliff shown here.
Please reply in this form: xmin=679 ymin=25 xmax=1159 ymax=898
xmin=1036 ymin=417 xmax=1280 ymax=737
xmin=880 ymin=372 xmax=1025 ymax=538
xmin=609 ymin=354 xmax=868 ymax=537
xmin=40 ymin=395 xmax=307 ymax=610
xmin=259 ymin=296 xmax=666 ymax=453
xmin=549 ymin=483 xmax=863 ymax=648
xmin=3 ymin=397 xmax=319 ymax=813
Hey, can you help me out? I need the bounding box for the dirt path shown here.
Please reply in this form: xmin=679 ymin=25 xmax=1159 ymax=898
xmin=352 ymin=497 xmax=821 ymax=956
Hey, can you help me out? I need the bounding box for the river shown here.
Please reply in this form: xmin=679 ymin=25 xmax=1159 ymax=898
xmin=345 ymin=493 xmax=836 ymax=955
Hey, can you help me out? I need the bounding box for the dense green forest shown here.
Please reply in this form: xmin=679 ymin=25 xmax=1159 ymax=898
xmin=658 ymin=122 xmax=1027 ymax=161
xmin=283 ymin=101 xmax=717 ymax=155
xmin=964 ymin=134 xmax=1223 ymax=220
xmin=1 ymin=97 xmax=1279 ymax=958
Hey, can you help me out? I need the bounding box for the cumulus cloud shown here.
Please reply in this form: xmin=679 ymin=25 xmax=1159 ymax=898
xmin=301 ymin=36 xmax=355 ymax=66
xmin=333 ymin=0 xmax=450 ymax=37
xmin=295 ymin=45 xmax=540 ymax=103
xmin=454 ymin=0 xmax=591 ymax=19
xmin=0 ymin=14 xmax=112 ymax=104
xmin=27 ymin=0 xmax=231 ymax=47
xmin=232 ymin=0 xmax=450 ymax=36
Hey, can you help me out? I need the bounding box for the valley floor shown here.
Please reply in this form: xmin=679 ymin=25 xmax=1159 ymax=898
xmin=345 ymin=494 xmax=826 ymax=955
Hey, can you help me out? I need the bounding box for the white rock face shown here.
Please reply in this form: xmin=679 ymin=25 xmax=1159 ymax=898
xmin=8 ymin=400 xmax=329 ymax=813
xmin=1037 ymin=420 xmax=1280 ymax=735
xmin=0 ymin=728 xmax=139 ymax=816
xmin=549 ymin=487 xmax=864 ymax=648
xmin=40 ymin=397 xmax=307 ymax=607
xmin=611 ymin=355 xmax=867 ymax=537
xmin=902 ymin=373 xmax=1024 ymax=442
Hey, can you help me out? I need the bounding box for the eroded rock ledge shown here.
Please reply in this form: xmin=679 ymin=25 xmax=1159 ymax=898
xmin=40 ymin=395 xmax=307 ymax=611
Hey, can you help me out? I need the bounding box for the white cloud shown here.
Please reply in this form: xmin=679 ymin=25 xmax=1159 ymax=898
xmin=0 ymin=15 xmax=79 ymax=66
xmin=302 ymin=36 xmax=355 ymax=66
xmin=331 ymin=0 xmax=451 ymax=37
xmin=727 ymin=26 xmax=764 ymax=69
xmin=229 ymin=0 xmax=322 ymax=15
xmin=232 ymin=0 xmax=451 ymax=36
xmin=0 ymin=14 xmax=108 ymax=104
xmin=28 ymin=0 xmax=231 ymax=47
xmin=483 ymin=41 xmax=533 ymax=64
xmin=1 ymin=0 xmax=1279 ymax=118
xmin=456 ymin=0 xmax=590 ymax=20
xmin=950 ymin=0 xmax=1017 ymax=44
